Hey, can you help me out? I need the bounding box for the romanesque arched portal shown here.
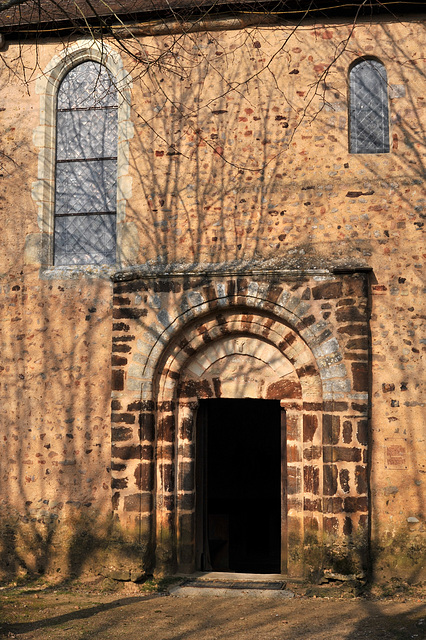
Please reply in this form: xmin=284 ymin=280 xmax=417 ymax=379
xmin=110 ymin=272 xmax=370 ymax=577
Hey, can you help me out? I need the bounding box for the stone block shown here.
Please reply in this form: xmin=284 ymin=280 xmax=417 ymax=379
xmin=324 ymin=517 xmax=339 ymax=534
xmin=112 ymin=477 xmax=128 ymax=489
xmin=303 ymin=414 xmax=318 ymax=442
xmin=111 ymin=427 xmax=133 ymax=442
xmin=312 ymin=281 xmax=343 ymax=299
xmin=286 ymin=414 xmax=301 ymax=441
xmin=181 ymin=461 xmax=195 ymax=492
xmin=304 ymin=497 xmax=322 ymax=511
xmin=323 ymin=464 xmax=338 ymax=495
xmin=135 ymin=462 xmax=153 ymax=491
xmin=344 ymin=496 xmax=368 ymax=513
xmin=111 ymin=413 xmax=136 ymax=424
xmin=160 ymin=463 xmax=175 ymax=493
xmin=355 ymin=465 xmax=367 ymax=494
xmin=356 ymin=419 xmax=368 ymax=445
xmin=304 ymin=465 xmax=319 ymax=494
xmin=287 ymin=466 xmax=302 ymax=495
xmin=303 ymin=446 xmax=321 ymax=461
xmin=112 ymin=444 xmax=141 ymax=460
xmin=342 ymin=420 xmax=352 ymax=444
xmin=287 ymin=444 xmax=301 ymax=463
xmin=324 ymin=497 xmax=344 ymax=513
xmin=351 ymin=362 xmax=368 ymax=392
xmin=339 ymin=468 xmax=350 ymax=493
xmin=112 ymin=369 xmax=124 ymax=391
xmin=139 ymin=413 xmax=155 ymax=441
xmin=158 ymin=414 xmax=175 ymax=442
xmin=323 ymin=446 xmax=362 ymax=463
xmin=323 ymin=414 xmax=340 ymax=444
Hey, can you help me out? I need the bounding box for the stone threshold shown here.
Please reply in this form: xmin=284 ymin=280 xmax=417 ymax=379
xmin=169 ymin=572 xmax=296 ymax=598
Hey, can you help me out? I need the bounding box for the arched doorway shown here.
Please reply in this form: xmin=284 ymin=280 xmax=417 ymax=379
xmin=155 ymin=310 xmax=323 ymax=575
xmin=110 ymin=272 xmax=370 ymax=578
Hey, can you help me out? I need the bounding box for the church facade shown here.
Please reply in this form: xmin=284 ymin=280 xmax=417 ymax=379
xmin=0 ymin=1 xmax=424 ymax=582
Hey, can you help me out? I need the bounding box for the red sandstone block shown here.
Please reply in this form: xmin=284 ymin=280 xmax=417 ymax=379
xmin=135 ymin=463 xmax=154 ymax=491
xmin=357 ymin=419 xmax=368 ymax=445
xmin=111 ymin=412 xmax=135 ymax=424
xmin=303 ymin=414 xmax=318 ymax=442
xmin=342 ymin=275 xmax=368 ymax=298
xmin=351 ymin=362 xmax=368 ymax=392
xmin=324 ymin=497 xmax=344 ymax=513
xmin=123 ymin=493 xmax=153 ymax=513
xmin=323 ymin=446 xmax=362 ymax=463
xmin=304 ymin=465 xmax=319 ymax=494
xmin=304 ymin=497 xmax=322 ymax=511
xmin=323 ymin=414 xmax=340 ymax=445
xmin=342 ymin=420 xmax=352 ymax=443
xmin=338 ymin=324 xmax=368 ymax=336
xmin=312 ymin=282 xmax=342 ymax=299
xmin=323 ymin=464 xmax=338 ymax=495
xmin=113 ymin=296 xmax=131 ymax=306
xmin=112 ymin=343 xmax=131 ymax=353
xmin=339 ymin=468 xmax=350 ymax=493
xmin=267 ymin=378 xmax=302 ymax=399
xmin=286 ymin=414 xmax=300 ymax=441
xmin=324 ymin=517 xmax=339 ymax=534
xmin=153 ymin=280 xmax=182 ymax=292
xmin=287 ymin=466 xmax=302 ymax=495
xmin=113 ymin=308 xmax=147 ymax=319
xmin=287 ymin=444 xmax=301 ymax=463
xmin=303 ymin=446 xmax=322 ymax=461
xmin=158 ymin=414 xmax=175 ymax=441
xmin=111 ymin=427 xmax=133 ymax=442
xmin=343 ymin=516 xmax=353 ymax=535
xmin=111 ymin=444 xmax=141 ymax=460
xmin=111 ymin=369 xmax=124 ymax=391
xmin=111 ymin=477 xmax=128 ymax=489
xmin=139 ymin=413 xmax=155 ymax=441
xmin=344 ymin=496 xmax=368 ymax=512
xmin=178 ymin=379 xmax=213 ymax=398
xmin=160 ymin=463 xmax=175 ymax=492
xmin=336 ymin=306 xmax=367 ymax=323
xmin=355 ymin=465 xmax=368 ymax=494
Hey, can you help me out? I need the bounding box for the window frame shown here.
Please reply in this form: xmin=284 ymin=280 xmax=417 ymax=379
xmin=31 ymin=41 xmax=133 ymax=273
xmin=348 ymin=57 xmax=390 ymax=155
xmin=54 ymin=60 xmax=119 ymax=266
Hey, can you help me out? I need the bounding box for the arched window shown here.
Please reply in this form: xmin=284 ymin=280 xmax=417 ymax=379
xmin=349 ymin=59 xmax=390 ymax=154
xmin=54 ymin=61 xmax=118 ymax=265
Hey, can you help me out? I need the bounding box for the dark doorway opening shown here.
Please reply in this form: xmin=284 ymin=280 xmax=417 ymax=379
xmin=197 ymin=399 xmax=283 ymax=574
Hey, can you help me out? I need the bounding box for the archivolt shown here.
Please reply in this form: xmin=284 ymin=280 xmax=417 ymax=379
xmin=155 ymin=308 xmax=323 ymax=405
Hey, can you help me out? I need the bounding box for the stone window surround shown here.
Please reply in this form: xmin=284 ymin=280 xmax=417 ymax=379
xmin=31 ymin=39 xmax=134 ymax=274
xmin=347 ymin=55 xmax=391 ymax=155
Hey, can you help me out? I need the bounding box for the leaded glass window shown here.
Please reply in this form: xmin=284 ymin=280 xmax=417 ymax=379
xmin=349 ymin=59 xmax=390 ymax=154
xmin=54 ymin=61 xmax=118 ymax=265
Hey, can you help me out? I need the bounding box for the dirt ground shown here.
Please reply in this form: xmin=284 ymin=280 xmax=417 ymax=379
xmin=0 ymin=579 xmax=424 ymax=640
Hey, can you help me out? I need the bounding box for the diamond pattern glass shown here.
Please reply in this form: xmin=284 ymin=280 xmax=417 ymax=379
xmin=56 ymin=159 xmax=117 ymax=214
xmin=54 ymin=214 xmax=116 ymax=266
xmin=55 ymin=61 xmax=118 ymax=266
xmin=57 ymin=61 xmax=118 ymax=109
xmin=57 ymin=108 xmax=118 ymax=160
xmin=350 ymin=59 xmax=390 ymax=154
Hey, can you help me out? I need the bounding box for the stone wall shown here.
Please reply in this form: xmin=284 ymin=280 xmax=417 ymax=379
xmin=0 ymin=15 xmax=424 ymax=581
xmin=110 ymin=271 xmax=370 ymax=576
